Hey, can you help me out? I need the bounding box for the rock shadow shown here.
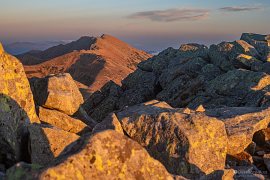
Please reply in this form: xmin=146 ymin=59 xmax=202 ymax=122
xmin=67 ymin=53 xmax=106 ymax=87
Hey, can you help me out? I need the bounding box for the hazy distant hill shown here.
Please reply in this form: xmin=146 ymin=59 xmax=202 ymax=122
xmin=4 ymin=41 xmax=70 ymax=55
xmin=21 ymin=34 xmax=152 ymax=98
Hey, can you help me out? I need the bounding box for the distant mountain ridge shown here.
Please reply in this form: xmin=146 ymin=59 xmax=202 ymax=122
xmin=4 ymin=41 xmax=70 ymax=55
xmin=21 ymin=34 xmax=152 ymax=98
xmin=17 ymin=37 xmax=96 ymax=65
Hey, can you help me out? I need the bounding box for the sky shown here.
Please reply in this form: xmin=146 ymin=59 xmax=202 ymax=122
xmin=0 ymin=0 xmax=269 ymax=51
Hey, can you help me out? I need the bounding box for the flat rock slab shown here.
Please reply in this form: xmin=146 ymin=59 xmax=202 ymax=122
xmin=38 ymin=107 xmax=90 ymax=135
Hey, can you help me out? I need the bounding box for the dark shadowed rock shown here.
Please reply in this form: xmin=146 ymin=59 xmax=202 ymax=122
xmin=30 ymin=73 xmax=84 ymax=115
xmin=92 ymin=113 xmax=124 ymax=134
xmin=120 ymin=69 xmax=158 ymax=108
xmin=241 ymin=33 xmax=270 ymax=61
xmin=157 ymin=57 xmax=207 ymax=107
xmin=0 ymin=94 xmax=29 ymax=168
xmin=233 ymin=54 xmax=263 ymax=70
xmin=188 ymin=69 xmax=270 ymax=109
xmin=72 ymin=106 xmax=97 ymax=128
xmin=116 ymin=100 xmax=228 ymax=178
xmin=209 ymin=40 xmax=259 ymax=72
xmin=253 ymin=128 xmax=270 ymax=147
xmin=137 ymin=47 xmax=178 ymax=73
xmin=263 ymin=154 xmax=270 ymax=172
xmin=83 ymin=81 xmax=122 ymax=122
xmin=6 ymin=162 xmax=41 ymax=180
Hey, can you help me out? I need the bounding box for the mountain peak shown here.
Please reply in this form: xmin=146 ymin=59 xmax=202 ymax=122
xmin=100 ymin=34 xmax=114 ymax=39
xmin=0 ymin=42 xmax=4 ymax=54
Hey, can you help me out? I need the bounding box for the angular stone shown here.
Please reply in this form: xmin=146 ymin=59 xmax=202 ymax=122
xmin=31 ymin=73 xmax=83 ymax=115
xmin=138 ymin=47 xmax=179 ymax=74
xmin=0 ymin=47 xmax=39 ymax=123
xmin=253 ymin=128 xmax=270 ymax=147
xmin=209 ymin=40 xmax=259 ymax=72
xmin=116 ymin=100 xmax=228 ymax=178
xmin=92 ymin=113 xmax=124 ymax=134
xmin=178 ymin=43 xmax=209 ymax=59
xmin=29 ymin=124 xmax=79 ymax=166
xmin=119 ymin=69 xmax=158 ymax=108
xmin=38 ymin=107 xmax=91 ymax=135
xmin=233 ymin=40 xmax=259 ymax=58
xmin=83 ymin=81 xmax=122 ymax=122
xmin=157 ymin=57 xmax=207 ymax=107
xmin=72 ymin=106 xmax=97 ymax=128
xmin=189 ymin=69 xmax=270 ymax=108
xmin=206 ymin=107 xmax=270 ymax=155
xmin=241 ymin=33 xmax=270 ymax=61
xmin=0 ymin=48 xmax=39 ymax=168
xmin=39 ymin=130 xmax=174 ymax=180
xmin=209 ymin=42 xmax=236 ymax=71
xmin=233 ymin=54 xmax=263 ymax=70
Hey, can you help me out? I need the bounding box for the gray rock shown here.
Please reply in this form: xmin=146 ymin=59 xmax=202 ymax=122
xmin=241 ymin=33 xmax=270 ymax=61
xmin=83 ymin=81 xmax=122 ymax=122
xmin=178 ymin=43 xmax=209 ymax=59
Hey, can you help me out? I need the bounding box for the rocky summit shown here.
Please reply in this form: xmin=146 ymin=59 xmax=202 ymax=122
xmin=1 ymin=33 xmax=270 ymax=179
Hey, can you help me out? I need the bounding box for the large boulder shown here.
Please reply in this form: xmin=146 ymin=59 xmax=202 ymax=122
xmin=241 ymin=33 xmax=270 ymax=61
xmin=0 ymin=43 xmax=39 ymax=123
xmin=30 ymin=73 xmax=84 ymax=115
xmin=116 ymin=100 xmax=228 ymax=178
xmin=206 ymin=107 xmax=270 ymax=155
xmin=233 ymin=54 xmax=263 ymax=71
xmin=157 ymin=57 xmax=207 ymax=107
xmin=0 ymin=45 xmax=39 ymax=168
xmin=29 ymin=124 xmax=79 ymax=166
xmin=178 ymin=43 xmax=209 ymax=59
xmin=38 ymin=107 xmax=91 ymax=135
xmin=137 ymin=47 xmax=178 ymax=73
xmin=39 ymin=130 xmax=174 ymax=179
xmin=209 ymin=40 xmax=260 ymax=71
xmin=120 ymin=69 xmax=158 ymax=108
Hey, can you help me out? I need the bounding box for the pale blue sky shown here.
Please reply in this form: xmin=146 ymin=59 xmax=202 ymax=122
xmin=0 ymin=0 xmax=269 ymax=50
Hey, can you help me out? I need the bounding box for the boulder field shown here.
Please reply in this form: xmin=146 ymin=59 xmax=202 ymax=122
xmin=0 ymin=33 xmax=270 ymax=179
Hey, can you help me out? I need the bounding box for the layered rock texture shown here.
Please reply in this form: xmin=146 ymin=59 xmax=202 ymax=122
xmin=1 ymin=33 xmax=270 ymax=179
xmin=19 ymin=34 xmax=151 ymax=98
